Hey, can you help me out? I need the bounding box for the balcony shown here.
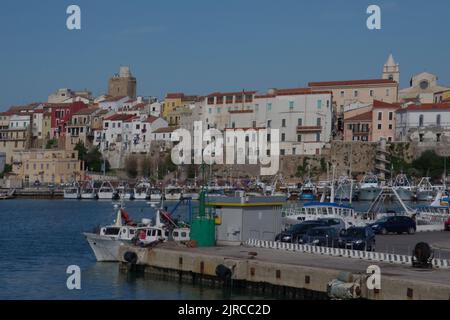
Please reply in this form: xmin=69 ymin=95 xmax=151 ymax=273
xmin=297 ymin=125 xmax=322 ymax=133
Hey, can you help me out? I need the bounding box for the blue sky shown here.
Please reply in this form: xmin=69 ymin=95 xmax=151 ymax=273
xmin=0 ymin=0 xmax=449 ymax=110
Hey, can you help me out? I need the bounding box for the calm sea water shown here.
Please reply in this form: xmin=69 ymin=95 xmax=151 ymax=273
xmin=0 ymin=199 xmax=418 ymax=300
xmin=0 ymin=199 xmax=271 ymax=300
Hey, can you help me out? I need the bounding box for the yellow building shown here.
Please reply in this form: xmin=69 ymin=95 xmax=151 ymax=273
xmin=12 ymin=149 xmax=84 ymax=184
xmin=162 ymin=93 xmax=198 ymax=125
xmin=0 ymin=127 xmax=29 ymax=164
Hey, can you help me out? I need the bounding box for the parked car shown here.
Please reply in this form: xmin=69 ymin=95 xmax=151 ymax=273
xmin=276 ymin=221 xmax=327 ymax=243
xmin=318 ymin=218 xmax=346 ymax=233
xmin=300 ymin=227 xmax=340 ymax=247
xmin=445 ymin=218 xmax=450 ymax=231
xmin=338 ymin=226 xmax=376 ymax=251
xmin=369 ymin=216 xmax=416 ymax=235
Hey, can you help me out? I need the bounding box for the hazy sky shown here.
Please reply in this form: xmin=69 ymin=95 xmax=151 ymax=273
xmin=0 ymin=0 xmax=449 ymax=110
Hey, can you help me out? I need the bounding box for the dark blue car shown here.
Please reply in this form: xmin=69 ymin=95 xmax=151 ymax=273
xmin=369 ymin=216 xmax=416 ymax=235
xmin=338 ymin=226 xmax=376 ymax=251
xmin=300 ymin=227 xmax=340 ymax=247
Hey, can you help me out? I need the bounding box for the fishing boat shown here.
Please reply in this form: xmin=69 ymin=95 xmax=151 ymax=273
xmin=392 ymin=174 xmax=414 ymax=201
xmin=334 ymin=176 xmax=356 ymax=201
xmin=357 ymin=173 xmax=382 ymax=201
xmin=134 ymin=181 xmax=150 ymax=200
xmin=164 ymin=185 xmax=182 ymax=201
xmin=116 ymin=182 xmax=134 ymax=200
xmin=63 ymin=183 xmax=80 ymax=199
xmin=416 ymin=177 xmax=437 ymax=201
xmin=299 ymin=179 xmax=317 ymax=201
xmin=80 ymin=181 xmax=97 ymax=200
xmin=148 ymin=187 xmax=163 ymax=202
xmin=97 ymin=181 xmax=115 ymax=200
xmin=84 ymin=203 xmax=190 ymax=262
xmin=0 ymin=189 xmax=15 ymax=200
xmin=183 ymin=185 xmax=200 ymax=200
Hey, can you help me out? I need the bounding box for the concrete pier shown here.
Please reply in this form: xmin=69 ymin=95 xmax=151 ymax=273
xmin=118 ymin=243 xmax=450 ymax=300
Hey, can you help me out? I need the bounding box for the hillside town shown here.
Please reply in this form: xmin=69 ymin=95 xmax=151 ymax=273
xmin=1 ymin=55 xmax=450 ymax=189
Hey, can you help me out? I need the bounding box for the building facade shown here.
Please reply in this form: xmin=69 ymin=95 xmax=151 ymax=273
xmin=12 ymin=149 xmax=84 ymax=184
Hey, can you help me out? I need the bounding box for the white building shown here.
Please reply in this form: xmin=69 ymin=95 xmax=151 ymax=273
xmin=227 ymin=88 xmax=333 ymax=155
xmin=151 ymin=126 xmax=178 ymax=142
xmin=396 ymin=103 xmax=450 ymax=142
xmin=123 ymin=116 xmax=168 ymax=153
xmin=9 ymin=114 xmax=31 ymax=130
xmin=98 ymin=96 xmax=129 ymax=112
xmin=101 ymin=114 xmax=135 ymax=150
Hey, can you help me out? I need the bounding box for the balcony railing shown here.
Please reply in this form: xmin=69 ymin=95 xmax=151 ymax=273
xmin=297 ymin=125 xmax=322 ymax=133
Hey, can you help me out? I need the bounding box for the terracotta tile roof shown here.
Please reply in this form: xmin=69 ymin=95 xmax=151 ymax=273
xmin=308 ymin=79 xmax=397 ymax=87
xmin=165 ymin=93 xmax=185 ymax=99
xmin=345 ymin=111 xmax=373 ymax=122
xmin=255 ymin=88 xmax=332 ymax=98
xmin=73 ymin=107 xmax=99 ymax=116
xmin=105 ymin=114 xmax=135 ymax=121
xmin=401 ymin=103 xmax=450 ymax=111
xmin=229 ymin=110 xmax=254 ymax=114
xmin=144 ymin=116 xmax=159 ymax=123
xmin=372 ymin=100 xmax=401 ymax=109
xmin=153 ymin=126 xmax=179 ymax=133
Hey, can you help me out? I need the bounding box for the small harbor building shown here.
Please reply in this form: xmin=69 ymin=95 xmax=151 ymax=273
xmin=207 ymin=194 xmax=286 ymax=246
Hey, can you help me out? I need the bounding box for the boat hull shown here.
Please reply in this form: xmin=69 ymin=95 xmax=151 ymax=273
xmin=358 ymin=187 xmax=382 ymax=201
xmin=64 ymin=192 xmax=79 ymax=199
xmin=394 ymin=187 xmax=414 ymax=201
xmin=416 ymin=190 xmax=436 ymax=202
xmin=133 ymin=192 xmax=148 ymax=200
xmin=84 ymin=233 xmax=127 ymax=262
xmin=165 ymin=194 xmax=182 ymax=201
xmin=183 ymin=193 xmax=199 ymax=200
xmin=81 ymin=193 xmax=97 ymax=200
xmin=97 ymin=192 xmax=114 ymax=200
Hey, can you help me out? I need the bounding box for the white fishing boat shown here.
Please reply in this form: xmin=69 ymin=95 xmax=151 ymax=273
xmin=183 ymin=186 xmax=200 ymax=200
xmin=84 ymin=204 xmax=190 ymax=262
xmin=164 ymin=185 xmax=182 ymax=201
xmin=116 ymin=182 xmax=134 ymax=200
xmin=134 ymin=181 xmax=150 ymax=200
xmin=63 ymin=182 xmax=80 ymax=199
xmin=80 ymin=181 xmax=97 ymax=200
xmin=148 ymin=187 xmax=162 ymax=202
xmin=358 ymin=173 xmax=382 ymax=201
xmin=392 ymin=174 xmax=414 ymax=201
xmin=334 ymin=176 xmax=356 ymax=201
xmin=299 ymin=179 xmax=317 ymax=201
xmin=97 ymin=181 xmax=115 ymax=200
xmin=84 ymin=207 xmax=166 ymax=262
xmin=416 ymin=177 xmax=437 ymax=201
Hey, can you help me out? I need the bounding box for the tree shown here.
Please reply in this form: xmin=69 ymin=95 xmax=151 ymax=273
xmin=46 ymin=139 xmax=58 ymax=149
xmin=411 ymin=150 xmax=448 ymax=181
xmin=85 ymin=147 xmax=110 ymax=173
xmin=125 ymin=156 xmax=138 ymax=178
xmin=0 ymin=164 xmax=12 ymax=179
xmin=74 ymin=141 xmax=88 ymax=161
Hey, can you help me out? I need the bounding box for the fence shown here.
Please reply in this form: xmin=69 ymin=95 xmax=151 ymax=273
xmin=245 ymin=239 xmax=450 ymax=269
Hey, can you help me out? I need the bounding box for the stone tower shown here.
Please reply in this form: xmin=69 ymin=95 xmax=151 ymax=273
xmin=108 ymin=66 xmax=137 ymax=99
xmin=382 ymin=54 xmax=400 ymax=83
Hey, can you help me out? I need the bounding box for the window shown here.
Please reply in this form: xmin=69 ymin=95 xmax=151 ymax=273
xmin=289 ymin=101 xmax=294 ymax=110
xmin=437 ymin=114 xmax=441 ymax=126
xmin=317 ymin=100 xmax=322 ymax=108
xmin=267 ymin=134 xmax=271 ymax=142
xmin=267 ymin=120 xmax=272 ymax=128
xmin=437 ymin=133 xmax=442 ymax=142
xmin=316 ymin=133 xmax=320 ymax=142
xmin=419 ymin=114 xmax=424 ymax=127
xmin=293 ymin=148 xmax=296 ymax=155
xmin=377 ymin=124 xmax=382 ymax=130
xmin=255 ymin=104 xmax=259 ymax=111
xmin=340 ymin=91 xmax=344 ymax=97
xmin=317 ymin=118 xmax=321 ymax=126
xmin=389 ymin=112 xmax=393 ymax=121
xmin=386 ymin=89 xmax=390 ymax=96
xmin=389 ymin=124 xmax=393 ymax=130
xmin=297 ymin=134 xmax=302 ymax=142
xmin=280 ymin=149 xmax=285 ymax=156
xmin=298 ymin=118 xmax=302 ymax=126
xmin=252 ymin=121 xmax=256 ymax=128
xmin=208 ymin=108 xmax=212 ymax=114
xmin=354 ymin=90 xmax=358 ymax=97
xmin=378 ymin=112 xmax=382 ymax=121
xmin=419 ymin=133 xmax=424 ymax=142
xmin=267 ymin=103 xmax=272 ymax=111
xmin=282 ymin=119 xmax=286 ymax=127
xmin=281 ymin=133 xmax=285 ymax=142
xmin=370 ymin=90 xmax=374 ymax=97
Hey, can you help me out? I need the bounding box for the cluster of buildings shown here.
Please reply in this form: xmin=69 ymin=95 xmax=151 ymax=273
xmin=1 ymin=55 xmax=450 ymax=184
